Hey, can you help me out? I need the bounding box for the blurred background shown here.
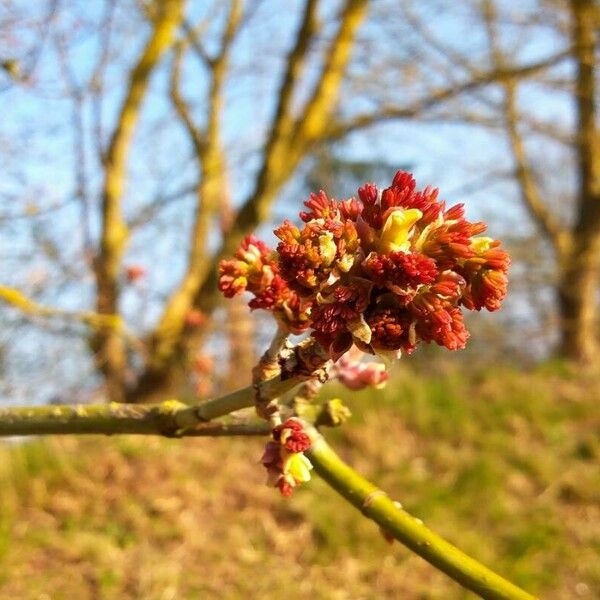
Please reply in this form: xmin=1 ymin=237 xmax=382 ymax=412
xmin=0 ymin=0 xmax=598 ymax=598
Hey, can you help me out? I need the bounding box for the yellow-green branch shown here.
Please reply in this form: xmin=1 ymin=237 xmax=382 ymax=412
xmin=307 ymin=432 xmax=537 ymax=600
xmin=0 ymin=285 xmax=122 ymax=330
xmin=0 ymin=373 xmax=304 ymax=437
xmin=0 ymin=402 xmax=270 ymax=437
xmin=194 ymin=372 xmax=304 ymax=421
xmin=0 ymin=285 xmax=143 ymax=353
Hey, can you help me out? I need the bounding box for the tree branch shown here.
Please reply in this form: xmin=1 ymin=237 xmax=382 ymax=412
xmin=0 ymin=370 xmax=308 ymax=437
xmin=93 ymin=0 xmax=186 ymax=402
xmin=324 ymin=50 xmax=570 ymax=141
xmin=502 ymin=81 xmax=570 ymax=256
xmin=170 ymin=41 xmax=206 ymax=155
xmin=0 ymin=402 xmax=270 ymax=437
xmin=1 ymin=285 xmax=120 ymax=331
xmin=555 ymin=0 xmax=600 ymax=361
xmin=570 ymin=0 xmax=600 ymax=231
xmin=182 ymin=19 xmax=214 ymax=66
xmin=192 ymin=0 xmax=368 ymax=331
xmin=293 ymin=0 xmax=369 ymax=143
xmin=127 ymin=182 xmax=198 ymax=231
xmin=307 ymin=431 xmax=537 ymax=600
xmin=147 ymin=1 xmax=243 ymax=366
xmin=0 ymin=285 xmax=145 ymax=353
xmin=90 ymin=0 xmax=118 ymax=160
xmin=478 ymin=0 xmax=569 ymax=258
xmin=216 ymin=0 xmax=320 ymax=235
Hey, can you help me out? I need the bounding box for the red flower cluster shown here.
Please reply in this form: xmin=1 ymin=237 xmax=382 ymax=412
xmin=219 ymin=171 xmax=509 ymax=360
xmin=261 ymin=418 xmax=313 ymax=497
xmin=219 ymin=235 xmax=311 ymax=333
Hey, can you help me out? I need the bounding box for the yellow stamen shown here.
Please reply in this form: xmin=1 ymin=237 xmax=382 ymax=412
xmin=471 ymin=237 xmax=494 ymax=254
xmin=319 ymin=232 xmax=337 ymax=266
xmin=379 ymin=208 xmax=422 ymax=253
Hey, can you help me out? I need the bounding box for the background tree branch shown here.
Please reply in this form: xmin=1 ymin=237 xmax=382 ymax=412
xmin=132 ymin=0 xmax=369 ymax=401
xmin=93 ymin=0 xmax=186 ymax=402
xmin=140 ymin=1 xmax=243 ymax=387
xmin=323 ymin=51 xmax=571 ymax=141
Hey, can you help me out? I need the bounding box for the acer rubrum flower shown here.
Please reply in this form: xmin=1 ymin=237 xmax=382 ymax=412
xmin=471 ymin=236 xmax=494 ymax=254
xmin=219 ymin=170 xmax=509 ymax=365
xmin=219 ymin=169 xmax=510 ymax=499
xmin=261 ymin=418 xmax=313 ymax=497
xmin=283 ymin=452 xmax=313 ymax=484
xmin=318 ymin=231 xmax=337 ymax=266
xmin=335 ymin=348 xmax=390 ymax=391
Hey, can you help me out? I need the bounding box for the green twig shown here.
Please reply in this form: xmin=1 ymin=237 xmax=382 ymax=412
xmin=0 ymin=400 xmax=272 ymax=438
xmin=195 ymin=335 xmax=330 ymax=421
xmin=0 ymin=371 xmax=306 ymax=437
xmin=194 ymin=373 xmax=303 ymax=420
xmin=307 ymin=431 xmax=537 ymax=600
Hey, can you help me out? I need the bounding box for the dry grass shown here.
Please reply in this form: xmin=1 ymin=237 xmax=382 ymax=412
xmin=0 ymin=364 xmax=598 ymax=599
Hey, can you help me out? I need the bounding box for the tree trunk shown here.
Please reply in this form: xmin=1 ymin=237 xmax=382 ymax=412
xmin=557 ymin=234 xmax=600 ymax=363
xmin=558 ymin=0 xmax=600 ymax=364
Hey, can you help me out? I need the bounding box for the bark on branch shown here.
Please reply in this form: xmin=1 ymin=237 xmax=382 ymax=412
xmin=0 ymin=402 xmax=270 ymax=437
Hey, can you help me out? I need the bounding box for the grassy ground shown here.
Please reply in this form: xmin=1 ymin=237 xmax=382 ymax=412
xmin=0 ymin=364 xmax=598 ymax=599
